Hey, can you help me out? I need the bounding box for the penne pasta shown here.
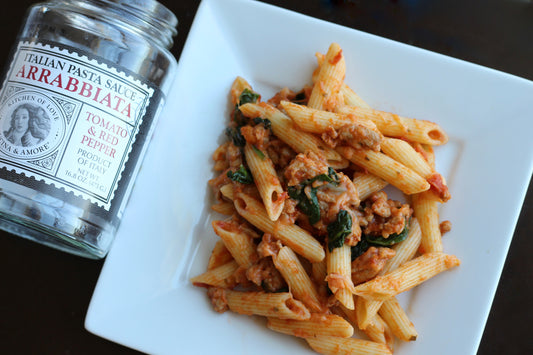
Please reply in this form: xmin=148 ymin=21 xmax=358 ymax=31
xmin=381 ymin=137 xmax=450 ymax=202
xmin=273 ymin=246 xmax=324 ymax=312
xmin=219 ymin=183 xmax=234 ymax=201
xmin=207 ymin=239 xmax=233 ymax=270
xmin=211 ymin=200 xmax=236 ymax=215
xmin=380 ymin=217 xmax=422 ymax=275
xmin=337 ymin=302 xmax=394 ymax=351
xmin=355 ymin=295 xmax=383 ymax=330
xmin=364 ymin=313 xmax=395 ymax=352
xmin=268 ymin=313 xmax=354 ymax=338
xmin=352 ymin=172 xmax=389 ymax=201
xmin=226 ymin=290 xmax=310 ymax=320
xmin=230 ymin=76 xmax=253 ymax=105
xmin=337 ymin=146 xmax=430 ymax=195
xmin=212 ymin=220 xmax=258 ymax=268
xmin=280 ymin=100 xmax=378 ymax=134
xmin=381 ymin=137 xmax=433 ymax=178
xmin=379 ymin=297 xmax=418 ymax=342
xmin=315 ymin=52 xmax=371 ymax=110
xmin=308 ymin=42 xmax=345 ymax=111
xmin=354 ymin=252 xmax=460 ymax=301
xmin=420 ymin=143 xmax=435 ymax=168
xmin=233 ymin=192 xmax=325 ymax=263
xmin=336 ymin=105 xmax=448 ymax=145
xmin=311 ymin=258 xmax=328 ymax=285
xmin=306 ymin=335 xmax=392 ymax=355
xmin=326 ymin=244 xmax=355 ymax=310
xmin=190 ymin=260 xmax=239 ymax=288
xmin=411 ymin=191 xmax=443 ymax=253
xmin=341 ymin=83 xmax=372 ymax=109
xmin=244 ymin=143 xmax=285 ymax=221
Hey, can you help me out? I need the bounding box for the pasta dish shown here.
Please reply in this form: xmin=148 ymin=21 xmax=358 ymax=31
xmin=191 ymin=43 xmax=459 ymax=354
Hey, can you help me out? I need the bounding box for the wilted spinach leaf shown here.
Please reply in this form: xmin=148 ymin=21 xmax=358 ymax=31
xmin=327 ymin=210 xmax=352 ymax=252
xmin=253 ymin=117 xmax=271 ymax=129
xmin=288 ymin=168 xmax=340 ymax=225
xmin=312 ymin=167 xmax=340 ymax=185
xmin=227 ymin=164 xmax=253 ymax=184
xmin=238 ymin=88 xmax=260 ymax=106
xmin=225 ymin=127 xmax=246 ymax=147
xmin=291 ymin=91 xmax=307 ymax=104
xmin=365 ymin=220 xmax=410 ymax=246
xmin=232 ymin=88 xmax=261 ymax=127
xmin=288 ymin=185 xmax=321 ymax=224
xmin=350 ymin=219 xmax=411 ymax=261
xmin=350 ymin=238 xmax=370 ymax=260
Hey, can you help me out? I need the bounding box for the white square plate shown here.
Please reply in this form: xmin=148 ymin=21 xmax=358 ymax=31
xmin=85 ymin=0 xmax=533 ymax=354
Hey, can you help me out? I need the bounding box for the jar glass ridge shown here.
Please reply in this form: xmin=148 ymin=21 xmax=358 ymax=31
xmin=0 ymin=0 xmax=178 ymax=258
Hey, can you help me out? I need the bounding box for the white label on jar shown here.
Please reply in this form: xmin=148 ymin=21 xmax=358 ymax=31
xmin=0 ymin=42 xmax=154 ymax=210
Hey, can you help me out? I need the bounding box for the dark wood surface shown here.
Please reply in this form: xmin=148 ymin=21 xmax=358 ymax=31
xmin=1 ymin=1 xmax=531 ymax=354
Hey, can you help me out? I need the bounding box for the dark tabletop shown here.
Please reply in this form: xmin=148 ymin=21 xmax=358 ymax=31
xmin=1 ymin=1 xmax=532 ymax=354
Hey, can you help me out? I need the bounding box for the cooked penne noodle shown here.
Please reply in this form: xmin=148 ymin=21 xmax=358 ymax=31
xmin=315 ymin=52 xmax=371 ymax=110
xmin=230 ymin=76 xmax=253 ymax=106
xmin=207 ymin=239 xmax=233 ymax=270
xmin=327 ymin=245 xmax=355 ymax=310
xmin=226 ymin=290 xmax=310 ymax=320
xmin=244 ymin=143 xmax=285 ymax=221
xmin=336 ymin=146 xmax=430 ymax=195
xmin=190 ymin=260 xmax=239 ymax=288
xmin=311 ymin=258 xmax=328 ymax=285
xmin=212 ymin=142 xmax=230 ymax=171
xmin=273 ymin=246 xmax=324 ymax=312
xmin=311 ymin=258 xmax=330 ymax=300
xmin=379 ymin=297 xmax=418 ymax=341
xmin=381 ymin=137 xmax=433 ymax=178
xmin=308 ymin=42 xmax=345 ymax=111
xmin=352 ymin=172 xmax=389 ymax=200
xmin=336 ymin=302 xmax=394 ymax=351
xmin=355 ymin=295 xmax=383 ymax=330
xmin=268 ymin=313 xmax=354 ymax=338
xmin=364 ymin=313 xmax=395 ymax=351
xmin=306 ymin=335 xmax=392 ymax=355
xmin=421 ymin=143 xmax=435 ymax=168
xmin=233 ymin=192 xmax=325 ymax=262
xmin=380 ymin=217 xmax=422 ymax=275
xmin=341 ymin=83 xmax=372 ymax=109
xmin=219 ymin=183 xmax=234 ymax=201
xmin=336 ymin=105 xmax=448 ymax=145
xmin=280 ymin=100 xmax=378 ymax=134
xmin=411 ymin=191 xmax=443 ymax=253
xmin=334 ymin=302 xmax=356 ymax=326
xmin=211 ymin=201 xmax=236 ymax=215
xmin=354 ymin=252 xmax=460 ymax=301
xmin=212 ymin=220 xmax=258 ymax=268
xmin=381 ymin=137 xmax=450 ymax=202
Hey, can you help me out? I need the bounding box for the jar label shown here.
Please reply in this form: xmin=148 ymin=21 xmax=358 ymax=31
xmin=0 ymin=42 xmax=155 ymax=210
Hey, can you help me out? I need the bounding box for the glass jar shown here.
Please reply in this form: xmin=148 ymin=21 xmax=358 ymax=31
xmin=0 ymin=0 xmax=178 ymax=258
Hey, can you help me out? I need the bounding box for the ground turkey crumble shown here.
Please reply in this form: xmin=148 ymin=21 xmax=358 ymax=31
xmin=358 ymin=191 xmax=413 ymax=239
xmin=351 ymin=247 xmax=396 ymax=285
